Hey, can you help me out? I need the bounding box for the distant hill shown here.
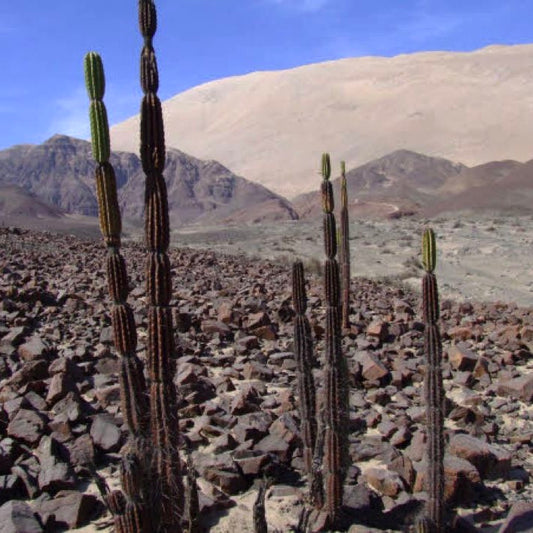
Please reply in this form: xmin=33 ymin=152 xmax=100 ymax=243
xmin=426 ymin=159 xmax=533 ymax=216
xmin=0 ymin=185 xmax=65 ymax=219
xmin=111 ymin=44 xmax=533 ymax=198
xmin=438 ymin=160 xmax=522 ymax=195
xmin=0 ymin=135 xmax=297 ymax=226
xmin=293 ymin=150 xmax=466 ymax=218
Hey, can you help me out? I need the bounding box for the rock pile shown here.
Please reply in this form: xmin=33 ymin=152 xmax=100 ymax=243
xmin=0 ymin=227 xmax=532 ymax=531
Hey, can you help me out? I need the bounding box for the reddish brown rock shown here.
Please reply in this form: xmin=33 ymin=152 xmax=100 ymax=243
xmin=367 ymin=320 xmax=389 ymax=342
xmin=36 ymin=491 xmax=98 ymax=529
xmin=17 ymin=336 xmax=50 ymax=362
xmin=242 ymin=362 xmax=274 ymax=381
xmin=497 ymin=374 xmax=533 ymax=402
xmin=355 ymin=351 xmax=389 ymax=382
xmin=448 ymin=433 xmax=512 ymax=480
xmin=0 ymin=500 xmax=43 ymax=533
xmin=7 ymin=409 xmax=47 ymax=446
xmin=363 ymin=467 xmax=404 ymax=497
xmin=414 ymin=455 xmax=481 ymax=504
xmin=89 ymin=415 xmax=121 ymax=452
xmin=499 ymin=501 xmax=533 ymax=533
xmin=203 ymin=467 xmax=248 ymax=495
xmin=36 ymin=436 xmax=76 ymax=493
xmin=448 ymin=343 xmax=478 ymax=371
xmin=46 ymin=373 xmax=72 ymax=405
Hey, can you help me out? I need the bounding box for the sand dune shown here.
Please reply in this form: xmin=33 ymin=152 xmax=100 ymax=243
xmin=112 ymin=44 xmax=533 ymax=198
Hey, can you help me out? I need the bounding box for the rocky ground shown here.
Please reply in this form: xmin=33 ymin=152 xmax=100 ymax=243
xmin=1 ymin=226 xmax=533 ymax=532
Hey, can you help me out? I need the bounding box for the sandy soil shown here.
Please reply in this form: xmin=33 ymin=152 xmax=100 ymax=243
xmin=111 ymin=44 xmax=533 ymax=198
xmin=170 ymin=211 xmax=533 ymax=308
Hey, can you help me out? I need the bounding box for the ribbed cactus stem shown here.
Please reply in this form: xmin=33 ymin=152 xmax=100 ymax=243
xmin=84 ymin=51 xmax=151 ymax=533
xmin=138 ymin=1 xmax=183 ymax=530
xmin=422 ymin=227 xmax=445 ymax=532
xmin=422 ymin=228 xmax=437 ymax=273
xmin=185 ymin=450 xmax=200 ymax=533
xmin=84 ymin=51 xmax=105 ymax=101
xmin=320 ymin=153 xmax=349 ymax=526
xmin=292 ymin=261 xmax=317 ymax=476
xmin=339 ymin=161 xmax=351 ymax=329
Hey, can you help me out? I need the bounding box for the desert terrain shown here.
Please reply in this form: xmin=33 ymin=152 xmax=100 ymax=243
xmin=0 ymin=211 xmax=532 ymax=532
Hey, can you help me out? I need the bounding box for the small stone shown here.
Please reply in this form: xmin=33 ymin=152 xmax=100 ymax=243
xmin=363 ymin=467 xmax=404 ymax=497
xmin=0 ymin=500 xmax=43 ymax=533
xmin=254 ymin=433 xmax=292 ymax=463
xmin=497 ymin=374 xmax=533 ymax=402
xmin=17 ymin=336 xmax=50 ymax=362
xmin=203 ymin=468 xmax=248 ymax=495
xmin=448 ymin=433 xmax=511 ymax=480
xmin=46 ymin=373 xmax=72 ymax=405
xmin=90 ymin=415 xmax=121 ymax=452
xmin=448 ymin=343 xmax=478 ymax=371
xmin=499 ymin=501 xmax=533 ymax=533
xmin=242 ymin=362 xmax=273 ymax=381
xmin=7 ymin=410 xmax=47 ymax=446
xmin=36 ymin=436 xmax=76 ymax=493
xmin=36 ymin=491 xmax=98 ymax=529
xmin=414 ymin=455 xmax=481 ymax=504
xmin=367 ymin=320 xmax=389 ymax=342
xmin=355 ymin=351 xmax=389 ymax=382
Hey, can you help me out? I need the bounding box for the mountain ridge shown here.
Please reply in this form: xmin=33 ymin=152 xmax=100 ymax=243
xmin=0 ymin=135 xmax=297 ymax=226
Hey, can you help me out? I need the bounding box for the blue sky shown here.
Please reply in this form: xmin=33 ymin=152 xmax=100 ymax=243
xmin=1 ymin=0 xmax=533 ymax=150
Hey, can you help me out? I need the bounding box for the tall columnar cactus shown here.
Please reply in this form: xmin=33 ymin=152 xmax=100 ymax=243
xmin=321 ymin=153 xmax=349 ymax=526
xmin=138 ymin=1 xmax=184 ymax=530
xmin=292 ymin=261 xmax=318 ymax=476
xmin=339 ymin=161 xmax=351 ymax=329
xmin=84 ymin=51 xmax=151 ymax=533
xmin=419 ymin=228 xmax=445 ymax=532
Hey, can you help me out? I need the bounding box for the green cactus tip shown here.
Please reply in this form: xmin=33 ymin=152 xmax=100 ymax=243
xmin=321 ymin=153 xmax=331 ymax=180
xmin=84 ymin=51 xmax=106 ymax=101
xmin=422 ymin=228 xmax=437 ymax=272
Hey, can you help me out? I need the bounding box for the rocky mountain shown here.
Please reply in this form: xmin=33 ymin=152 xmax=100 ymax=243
xmin=111 ymin=44 xmax=533 ymax=198
xmin=293 ymin=150 xmax=467 ymax=218
xmin=0 ymin=135 xmax=297 ymax=226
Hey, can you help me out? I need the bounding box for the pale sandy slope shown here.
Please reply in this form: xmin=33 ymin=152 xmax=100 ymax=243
xmin=111 ymin=44 xmax=533 ymax=199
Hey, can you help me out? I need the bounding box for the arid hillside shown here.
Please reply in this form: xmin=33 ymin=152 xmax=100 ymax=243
xmin=111 ymin=44 xmax=533 ymax=198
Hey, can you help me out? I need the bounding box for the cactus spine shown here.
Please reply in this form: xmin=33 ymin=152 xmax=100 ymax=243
xmin=292 ymin=261 xmax=318 ymax=476
xmin=321 ymin=153 xmax=349 ymax=526
xmin=339 ymin=161 xmax=351 ymax=329
xmin=84 ymin=51 xmax=151 ymax=533
xmin=138 ymin=1 xmax=183 ymax=530
xmin=421 ymin=228 xmax=445 ymax=532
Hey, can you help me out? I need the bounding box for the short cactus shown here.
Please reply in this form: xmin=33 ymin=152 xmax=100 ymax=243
xmin=292 ymin=261 xmax=317 ymax=475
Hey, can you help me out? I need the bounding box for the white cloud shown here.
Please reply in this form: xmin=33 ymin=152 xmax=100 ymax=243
xmin=48 ymin=87 xmax=91 ymax=140
xmin=47 ymin=83 xmax=140 ymax=141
